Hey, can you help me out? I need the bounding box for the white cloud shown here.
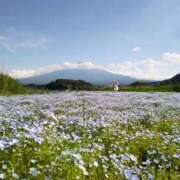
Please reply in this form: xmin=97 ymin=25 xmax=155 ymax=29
xmin=10 ymin=62 xmax=104 ymax=79
xmin=0 ymin=33 xmax=48 ymax=53
xmin=162 ymin=52 xmax=180 ymax=64
xmin=10 ymin=69 xmax=36 ymax=78
xmin=132 ymin=47 xmax=142 ymax=52
xmin=9 ymin=52 xmax=180 ymax=80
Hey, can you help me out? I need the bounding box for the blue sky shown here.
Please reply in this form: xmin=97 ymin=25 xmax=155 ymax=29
xmin=0 ymin=0 xmax=180 ymax=79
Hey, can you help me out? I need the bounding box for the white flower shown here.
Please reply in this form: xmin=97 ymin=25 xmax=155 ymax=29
xmin=29 ymin=167 xmax=40 ymax=177
xmin=129 ymin=154 xmax=137 ymax=163
xmin=93 ymin=161 xmax=99 ymax=167
xmin=31 ymin=159 xmax=37 ymax=163
xmin=12 ymin=172 xmax=19 ymax=179
xmin=78 ymin=164 xmax=89 ymax=176
xmin=0 ymin=173 xmax=5 ymax=179
xmin=2 ymin=164 xmax=7 ymax=170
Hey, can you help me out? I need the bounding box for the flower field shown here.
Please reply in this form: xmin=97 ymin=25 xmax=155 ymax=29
xmin=0 ymin=92 xmax=180 ymax=179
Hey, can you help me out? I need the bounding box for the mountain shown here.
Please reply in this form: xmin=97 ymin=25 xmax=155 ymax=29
xmin=161 ymin=73 xmax=180 ymax=85
xmin=19 ymin=69 xmax=137 ymax=85
xmin=27 ymin=79 xmax=96 ymax=91
xmin=46 ymin=79 xmax=95 ymax=90
xmin=134 ymin=73 xmax=180 ymax=87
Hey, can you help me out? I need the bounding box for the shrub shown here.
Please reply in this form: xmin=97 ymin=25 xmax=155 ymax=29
xmin=0 ymin=73 xmax=27 ymax=95
xmin=173 ymin=85 xmax=180 ymax=92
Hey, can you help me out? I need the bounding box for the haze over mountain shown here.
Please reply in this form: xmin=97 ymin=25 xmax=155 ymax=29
xmin=19 ymin=68 xmax=137 ymax=85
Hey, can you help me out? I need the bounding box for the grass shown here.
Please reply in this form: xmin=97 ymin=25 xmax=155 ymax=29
xmin=0 ymin=74 xmax=27 ymax=96
xmin=0 ymin=87 xmax=179 ymax=179
xmin=120 ymin=85 xmax=180 ymax=92
xmin=0 ymin=73 xmax=49 ymax=96
xmin=99 ymin=84 xmax=180 ymax=92
xmin=0 ymin=72 xmax=179 ymax=96
xmin=0 ymin=117 xmax=179 ymax=179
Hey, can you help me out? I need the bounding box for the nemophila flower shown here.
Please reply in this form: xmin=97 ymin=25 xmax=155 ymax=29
xmin=173 ymin=154 xmax=180 ymax=159
xmin=148 ymin=173 xmax=154 ymax=180
xmin=166 ymin=163 xmax=171 ymax=169
xmin=9 ymin=138 xmax=19 ymax=146
xmin=121 ymin=154 xmax=130 ymax=161
xmin=71 ymin=132 xmax=81 ymax=141
xmin=124 ymin=168 xmax=139 ymax=180
xmin=142 ymin=160 xmax=151 ymax=166
xmin=29 ymin=167 xmax=40 ymax=177
xmin=0 ymin=92 xmax=180 ymax=178
xmin=0 ymin=139 xmax=7 ymax=150
xmin=12 ymin=172 xmax=19 ymax=179
xmin=126 ymin=154 xmax=135 ymax=161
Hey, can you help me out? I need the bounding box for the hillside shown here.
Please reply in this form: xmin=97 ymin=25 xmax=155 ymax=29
xmin=122 ymin=73 xmax=180 ymax=92
xmin=19 ymin=68 xmax=137 ymax=85
xmin=45 ymin=79 xmax=96 ymax=91
xmin=161 ymin=73 xmax=180 ymax=85
xmin=26 ymin=79 xmax=96 ymax=91
xmin=0 ymin=74 xmax=27 ymax=95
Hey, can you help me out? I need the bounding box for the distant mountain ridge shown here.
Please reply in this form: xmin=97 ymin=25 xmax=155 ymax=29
xmin=27 ymin=79 xmax=96 ymax=91
xmin=19 ymin=68 xmax=137 ymax=85
xmin=136 ymin=73 xmax=180 ymax=86
xmin=161 ymin=73 xmax=180 ymax=85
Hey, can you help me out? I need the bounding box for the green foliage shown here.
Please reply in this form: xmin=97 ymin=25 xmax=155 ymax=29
xmin=45 ymin=79 xmax=97 ymax=91
xmin=0 ymin=74 xmax=27 ymax=95
xmin=121 ymin=75 xmax=180 ymax=92
xmin=173 ymin=85 xmax=180 ymax=92
xmin=0 ymin=119 xmax=179 ymax=179
xmin=120 ymin=85 xmax=180 ymax=92
xmin=131 ymin=81 xmax=149 ymax=87
xmin=161 ymin=73 xmax=180 ymax=85
xmin=99 ymin=86 xmax=114 ymax=91
xmin=25 ymin=86 xmax=48 ymax=94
